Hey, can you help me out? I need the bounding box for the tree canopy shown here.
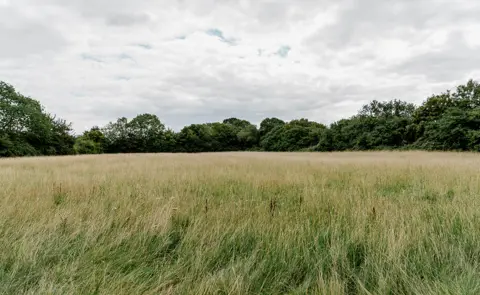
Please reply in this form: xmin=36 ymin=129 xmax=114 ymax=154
xmin=1 ymin=79 xmax=480 ymax=157
xmin=0 ymin=82 xmax=74 ymax=157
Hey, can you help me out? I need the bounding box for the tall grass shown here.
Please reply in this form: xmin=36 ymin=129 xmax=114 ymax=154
xmin=1 ymin=152 xmax=480 ymax=294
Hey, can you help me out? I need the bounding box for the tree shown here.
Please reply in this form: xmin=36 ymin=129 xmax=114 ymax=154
xmin=163 ymin=129 xmax=178 ymax=153
xmin=0 ymin=134 xmax=14 ymax=157
xmin=209 ymin=122 xmax=238 ymax=151
xmin=223 ymin=118 xmax=252 ymax=129
xmin=83 ymin=126 xmax=106 ymax=147
xmin=413 ymin=80 xmax=480 ymax=148
xmin=317 ymin=99 xmax=419 ymax=151
xmin=0 ymin=81 xmax=75 ymax=157
xmin=452 ymin=79 xmax=480 ymax=110
xmin=127 ymin=114 xmax=166 ymax=153
xmin=223 ymin=118 xmax=259 ymax=150
xmin=74 ymin=137 xmax=100 ymax=154
xmin=237 ymin=124 xmax=259 ymax=150
xmin=74 ymin=126 xmax=106 ymax=154
xmin=102 ymin=114 xmax=170 ymax=153
xmin=260 ymin=119 xmax=326 ymax=151
xmin=48 ymin=117 xmax=75 ymax=155
xmin=176 ymin=124 xmax=213 ymax=153
xmin=314 ymin=128 xmax=334 ymax=152
xmin=102 ymin=117 xmax=130 ymax=153
xmin=4 ymin=79 xmax=480 ymax=156
xmin=413 ymin=93 xmax=455 ymax=125
xmin=259 ymin=117 xmax=285 ymax=138
xmin=359 ymin=99 xmax=416 ymax=118
xmin=415 ymin=108 xmax=480 ymax=151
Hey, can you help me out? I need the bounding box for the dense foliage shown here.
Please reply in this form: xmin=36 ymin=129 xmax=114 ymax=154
xmin=1 ymin=79 xmax=479 ymax=156
xmin=0 ymin=82 xmax=75 ymax=157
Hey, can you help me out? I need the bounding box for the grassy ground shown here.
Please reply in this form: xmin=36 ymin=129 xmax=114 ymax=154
xmin=1 ymin=152 xmax=480 ymax=294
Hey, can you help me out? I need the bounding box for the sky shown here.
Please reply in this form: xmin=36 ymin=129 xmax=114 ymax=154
xmin=1 ymin=0 xmax=479 ymax=133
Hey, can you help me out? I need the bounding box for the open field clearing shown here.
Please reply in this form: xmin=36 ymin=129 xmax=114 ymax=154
xmin=1 ymin=152 xmax=480 ymax=294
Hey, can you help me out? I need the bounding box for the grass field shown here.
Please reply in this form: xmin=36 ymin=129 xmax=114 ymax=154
xmin=1 ymin=152 xmax=480 ymax=294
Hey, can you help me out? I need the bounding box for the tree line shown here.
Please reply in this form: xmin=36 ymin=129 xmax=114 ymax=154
xmin=1 ymin=79 xmax=479 ymax=157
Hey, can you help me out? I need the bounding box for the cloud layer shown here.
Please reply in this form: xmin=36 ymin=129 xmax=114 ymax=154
xmin=1 ymin=0 xmax=479 ymax=132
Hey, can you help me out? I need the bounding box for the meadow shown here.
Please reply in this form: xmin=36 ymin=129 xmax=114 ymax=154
xmin=1 ymin=152 xmax=480 ymax=294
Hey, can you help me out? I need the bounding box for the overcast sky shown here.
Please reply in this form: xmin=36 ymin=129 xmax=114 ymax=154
xmin=1 ymin=0 xmax=479 ymax=132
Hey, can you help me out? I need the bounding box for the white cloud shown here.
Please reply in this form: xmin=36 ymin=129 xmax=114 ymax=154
xmin=0 ymin=0 xmax=479 ymax=133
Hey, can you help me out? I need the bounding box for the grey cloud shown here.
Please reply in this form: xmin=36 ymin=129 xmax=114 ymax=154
xmin=106 ymin=13 xmax=151 ymax=26
xmin=2 ymin=0 xmax=480 ymax=133
xmin=135 ymin=43 xmax=153 ymax=49
xmin=36 ymin=0 xmax=154 ymax=17
xmin=306 ymin=0 xmax=480 ymax=50
xmin=125 ymin=69 xmax=407 ymax=130
xmin=89 ymin=76 xmax=335 ymax=130
xmin=252 ymin=0 xmax=335 ymax=26
xmin=171 ymin=0 xmax=337 ymax=32
xmin=114 ymin=76 xmax=131 ymax=81
xmin=81 ymin=54 xmax=104 ymax=63
xmin=255 ymin=2 xmax=288 ymax=25
xmin=0 ymin=9 xmax=67 ymax=58
xmin=137 ymin=76 xmax=426 ymax=130
xmin=118 ymin=53 xmax=135 ymax=61
xmin=385 ymin=31 xmax=480 ymax=83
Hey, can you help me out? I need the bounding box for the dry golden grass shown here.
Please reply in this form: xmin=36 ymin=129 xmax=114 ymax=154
xmin=1 ymin=152 xmax=480 ymax=294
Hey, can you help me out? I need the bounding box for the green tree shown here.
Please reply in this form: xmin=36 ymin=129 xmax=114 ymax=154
xmin=237 ymin=124 xmax=259 ymax=150
xmin=102 ymin=114 xmax=170 ymax=153
xmin=176 ymin=124 xmax=213 ymax=153
xmin=259 ymin=117 xmax=285 ymax=138
xmin=102 ymin=117 xmax=130 ymax=153
xmin=209 ymin=122 xmax=238 ymax=151
xmin=0 ymin=81 xmax=75 ymax=157
xmin=223 ymin=118 xmax=259 ymax=150
xmin=127 ymin=114 xmax=167 ymax=153
xmin=414 ymin=79 xmax=480 ymax=149
xmin=163 ymin=129 xmax=178 ymax=153
xmin=74 ymin=137 xmax=100 ymax=154
xmin=48 ymin=117 xmax=76 ymax=155
xmin=261 ymin=119 xmax=325 ymax=151
xmin=83 ymin=126 xmax=106 ymax=147
xmin=452 ymin=79 xmax=480 ymax=110
xmin=74 ymin=126 xmax=106 ymax=154
xmin=416 ymin=108 xmax=480 ymax=151
xmin=359 ymin=99 xmax=416 ymax=118
xmin=223 ymin=118 xmax=252 ymax=129
xmin=323 ymin=99 xmax=417 ymax=151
